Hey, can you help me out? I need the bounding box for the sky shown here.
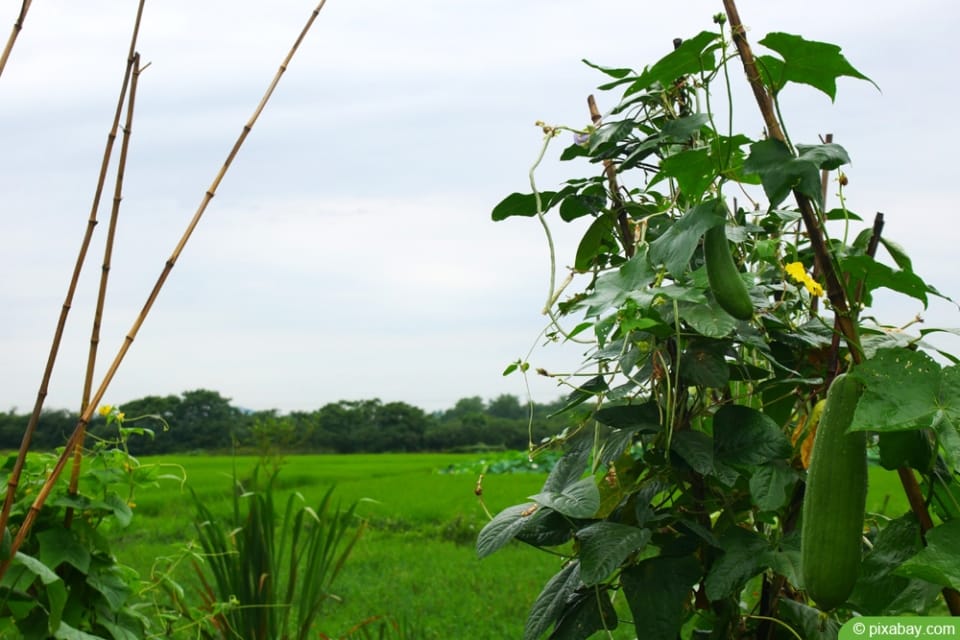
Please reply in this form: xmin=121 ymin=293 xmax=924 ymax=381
xmin=1 ymin=0 xmax=959 ymax=415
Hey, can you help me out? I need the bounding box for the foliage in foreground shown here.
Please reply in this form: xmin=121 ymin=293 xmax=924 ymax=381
xmin=482 ymin=9 xmax=960 ymax=640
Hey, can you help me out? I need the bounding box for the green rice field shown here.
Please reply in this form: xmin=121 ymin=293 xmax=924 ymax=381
xmin=108 ymin=453 xmax=912 ymax=639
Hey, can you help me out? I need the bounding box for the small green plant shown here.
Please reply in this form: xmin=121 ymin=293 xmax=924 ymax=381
xmin=187 ymin=465 xmax=365 ymax=640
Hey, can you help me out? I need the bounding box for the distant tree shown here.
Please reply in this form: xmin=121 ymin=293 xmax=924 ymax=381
xmin=486 ymin=394 xmax=527 ymax=420
xmin=372 ymin=402 xmax=430 ymax=452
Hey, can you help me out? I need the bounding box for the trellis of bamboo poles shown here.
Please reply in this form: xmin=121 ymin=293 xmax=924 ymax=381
xmin=0 ymin=0 xmax=330 ymax=582
xmin=64 ymin=52 xmax=145 ymax=529
xmin=0 ymin=0 xmax=147 ymax=538
xmin=0 ymin=0 xmax=33 ymax=80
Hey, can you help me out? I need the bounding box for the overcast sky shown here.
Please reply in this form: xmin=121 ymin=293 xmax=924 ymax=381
xmin=2 ymin=1 xmax=958 ymax=414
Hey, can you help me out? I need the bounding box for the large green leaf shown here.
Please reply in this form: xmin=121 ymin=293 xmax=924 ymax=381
xmin=713 ymin=405 xmax=792 ymax=466
xmin=530 ymin=477 xmax=600 ymax=519
xmin=649 ymin=199 xmax=726 ymax=277
xmin=848 ymin=515 xmax=941 ymax=615
xmin=671 ymin=430 xmax=714 ymax=476
xmin=491 ymin=191 xmax=560 ymax=221
xmin=580 ymin=253 xmax=656 ymax=317
xmin=12 ymin=552 xmax=67 ymax=635
xmin=749 ymin=461 xmax=797 ymax=511
xmin=850 ymin=348 xmax=960 ymax=436
xmin=525 ymin=561 xmax=581 ymax=640
xmin=678 ymin=299 xmax=739 ymax=338
xmin=621 ymin=555 xmax=701 ymax=640
xmin=742 ymin=139 xmax=847 ymax=208
xmin=704 ymin=526 xmax=771 ymax=601
xmin=549 ymin=587 xmax=618 ymax=640
xmin=36 ymin=528 xmax=91 ymax=574
xmin=758 ymin=32 xmax=877 ymax=101
xmin=894 ymin=519 xmax=960 ymax=590
xmin=577 ymin=522 xmax=652 ymax=586
xmin=841 ymin=254 xmax=937 ymax=308
xmin=778 ymin=599 xmax=840 ymax=640
xmin=594 ymin=401 xmax=660 ymax=432
xmin=620 ymin=31 xmax=720 ymax=95
xmin=658 ymin=147 xmax=715 ymax=202
xmin=477 ymin=502 xmax=540 ymax=559
xmin=574 ymin=215 xmax=616 ymax=271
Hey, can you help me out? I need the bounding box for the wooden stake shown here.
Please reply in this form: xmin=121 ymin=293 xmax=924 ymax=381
xmin=0 ymin=0 xmax=147 ymax=540
xmin=0 ymin=0 xmax=331 ymax=582
xmin=0 ymin=0 xmax=32 ymax=80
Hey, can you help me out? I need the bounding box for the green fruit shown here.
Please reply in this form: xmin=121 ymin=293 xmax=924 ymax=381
xmin=703 ymin=224 xmax=753 ymax=320
xmin=800 ymin=373 xmax=867 ymax=610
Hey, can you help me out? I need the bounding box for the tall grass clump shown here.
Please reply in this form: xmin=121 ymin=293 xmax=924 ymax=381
xmin=189 ymin=466 xmax=365 ymax=640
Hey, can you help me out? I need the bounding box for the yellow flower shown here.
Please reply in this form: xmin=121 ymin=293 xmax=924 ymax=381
xmin=116 ymin=412 xmax=125 ymax=422
xmin=97 ymin=405 xmax=113 ymax=417
xmin=784 ymin=261 xmax=824 ymax=297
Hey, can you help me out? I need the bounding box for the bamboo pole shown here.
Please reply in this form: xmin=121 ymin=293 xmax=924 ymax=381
xmin=720 ymin=0 xmax=960 ymax=615
xmin=0 ymin=0 xmax=146 ymax=538
xmin=0 ymin=0 xmax=331 ymax=582
xmin=65 ymin=53 xmax=144 ymax=529
xmin=0 ymin=0 xmax=32 ymax=80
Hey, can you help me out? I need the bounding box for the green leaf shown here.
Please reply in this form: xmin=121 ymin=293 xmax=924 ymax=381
xmin=53 ymin=621 xmax=105 ymax=640
xmin=543 ymin=445 xmax=592 ymax=493
xmin=587 ymin=119 xmax=635 ymax=156
xmin=841 ymin=254 xmax=935 ymax=308
xmin=749 ymin=461 xmax=797 ymax=511
xmin=491 ymin=191 xmax=559 ymax=221
xmin=515 ymin=508 xmax=577 ymax=548
xmin=678 ymin=299 xmax=739 ymax=338
xmin=671 ymin=430 xmax=714 ymax=476
xmin=577 ymin=522 xmax=652 ymax=585
xmin=777 ymin=599 xmax=841 ymax=640
xmin=849 ymin=348 xmax=943 ymax=432
xmin=625 ymin=31 xmax=720 ymax=94
xmin=758 ymin=32 xmax=877 ymax=100
xmin=713 ymin=405 xmax=792 ymax=466
xmin=658 ymin=147 xmax=715 ymax=202
xmin=660 ymin=113 xmax=710 ymax=142
xmin=12 ymin=552 xmax=67 ymax=634
xmin=550 ymin=587 xmax=618 ymax=640
xmin=525 ymin=561 xmax=582 ymax=640
xmin=581 ymin=59 xmax=633 ymax=80
xmin=477 ymin=502 xmax=540 ymax=559
xmin=877 ymin=430 xmax=935 ymax=472
xmin=704 ymin=526 xmax=771 ymax=600
xmin=743 ymin=138 xmax=822 ymax=208
xmin=37 ymin=528 xmax=91 ymax=574
xmin=680 ymin=342 xmax=730 ymax=388
xmin=849 ymin=515 xmax=941 ymax=615
xmin=575 ymin=215 xmax=616 ymax=271
xmin=530 ymin=477 xmax=600 ymax=519
xmin=795 ymin=143 xmax=851 ymax=170
xmin=880 ymin=237 xmax=913 ymax=272
xmin=649 ymin=198 xmax=726 ymax=277
xmin=594 ymin=401 xmax=660 ymax=432
xmin=894 ymin=519 xmax=960 ymax=590
xmin=580 ymin=252 xmax=656 ymax=317
xmin=621 ymin=555 xmax=701 ymax=640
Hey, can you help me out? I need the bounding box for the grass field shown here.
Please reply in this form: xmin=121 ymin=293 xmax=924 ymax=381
xmin=109 ymin=453 xmax=914 ymax=639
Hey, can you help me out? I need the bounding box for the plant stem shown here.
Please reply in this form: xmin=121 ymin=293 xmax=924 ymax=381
xmin=0 ymin=0 xmax=147 ymax=542
xmin=0 ymin=0 xmax=331 ymax=583
xmin=0 ymin=0 xmax=32 ymax=80
xmin=587 ymin=94 xmax=634 ymax=259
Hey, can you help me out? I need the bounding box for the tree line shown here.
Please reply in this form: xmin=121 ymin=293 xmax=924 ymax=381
xmin=0 ymin=389 xmax=571 ymax=455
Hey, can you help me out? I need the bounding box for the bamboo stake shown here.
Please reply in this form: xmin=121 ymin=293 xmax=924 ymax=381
xmin=0 ymin=0 xmax=331 ymax=582
xmin=721 ymin=0 xmax=960 ymax=615
xmin=65 ymin=53 xmax=144 ymax=529
xmin=0 ymin=0 xmax=32 ymax=80
xmin=0 ymin=0 xmax=146 ymax=538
